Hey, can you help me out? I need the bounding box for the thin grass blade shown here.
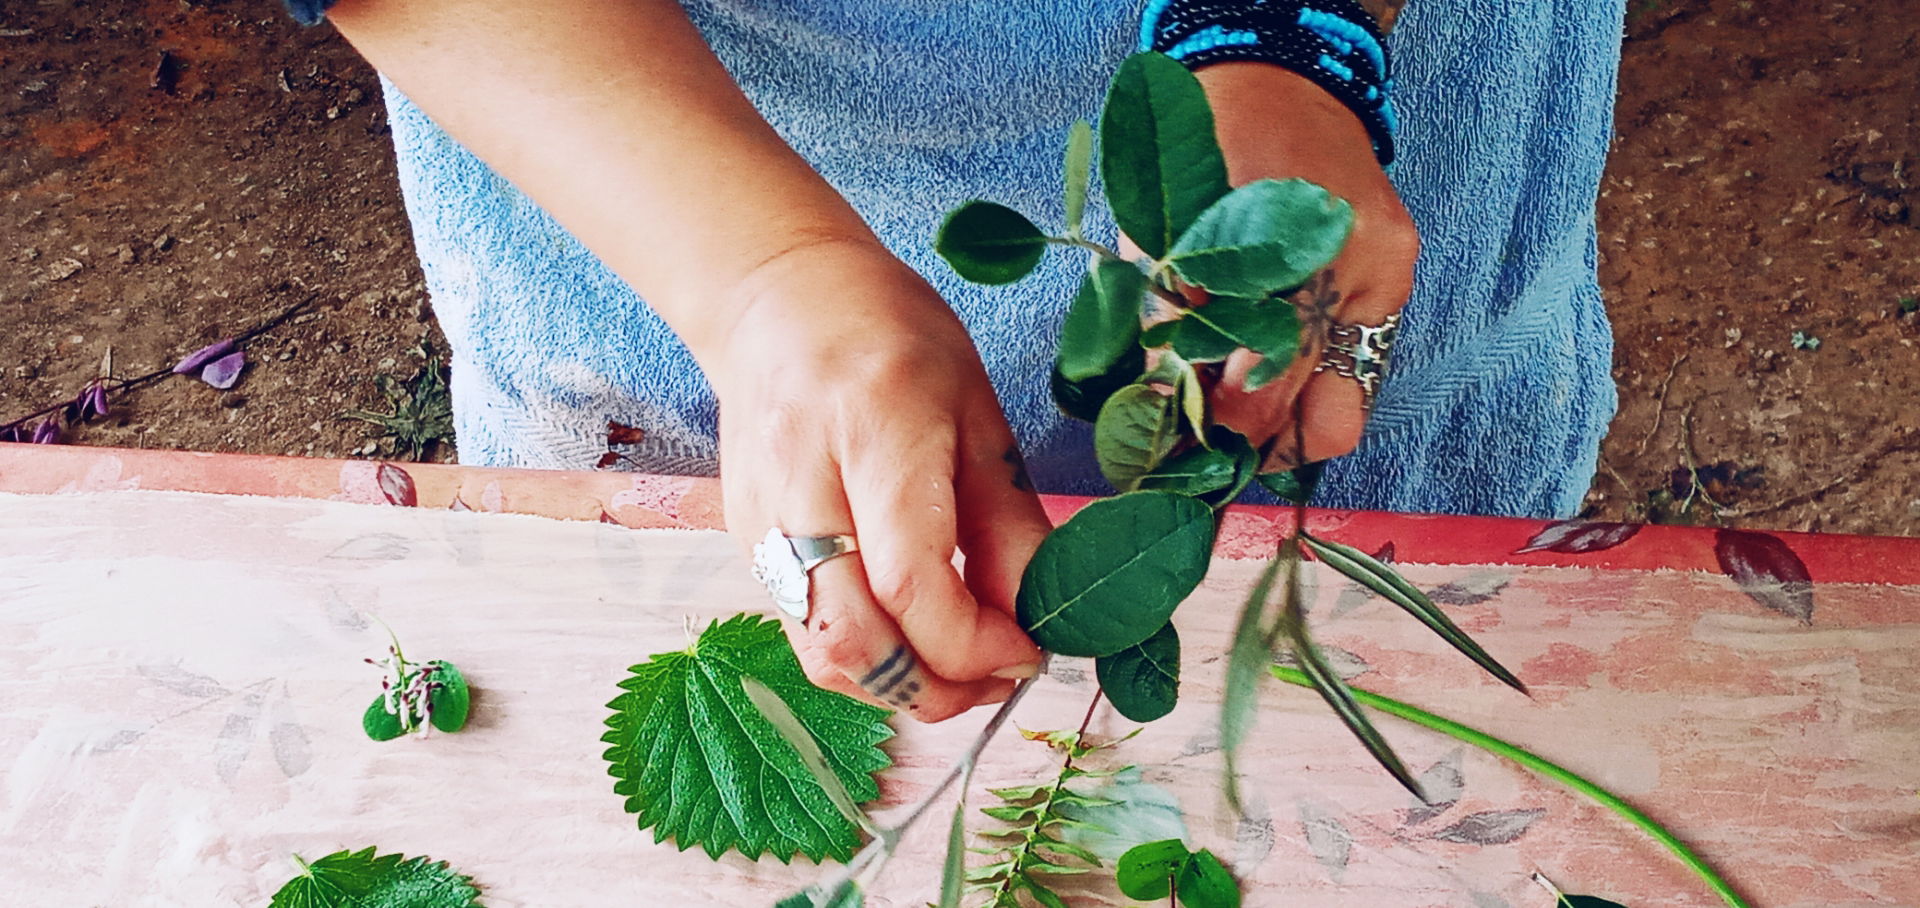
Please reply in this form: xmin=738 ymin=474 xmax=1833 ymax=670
xmin=1221 ymin=547 xmax=1286 ymax=809
xmin=1303 ymin=533 xmax=1528 ymax=695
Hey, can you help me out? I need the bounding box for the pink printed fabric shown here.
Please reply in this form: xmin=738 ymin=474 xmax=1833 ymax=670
xmin=0 ymin=444 xmax=1915 ymax=906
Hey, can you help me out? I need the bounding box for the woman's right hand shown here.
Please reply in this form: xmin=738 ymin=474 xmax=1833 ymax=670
xmin=703 ymin=238 xmax=1050 ymax=721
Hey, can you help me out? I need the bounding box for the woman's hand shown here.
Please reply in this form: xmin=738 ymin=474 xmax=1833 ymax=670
xmin=1194 ymin=63 xmax=1421 ymax=471
xmin=707 ymin=238 xmax=1049 ymax=721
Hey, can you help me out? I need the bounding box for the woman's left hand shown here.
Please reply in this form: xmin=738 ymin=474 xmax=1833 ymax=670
xmin=1191 ymin=62 xmax=1422 ymax=471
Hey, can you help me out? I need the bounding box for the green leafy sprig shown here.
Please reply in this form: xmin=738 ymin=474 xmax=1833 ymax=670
xmin=1116 ymin=839 xmax=1241 ymax=908
xmin=967 ymin=711 xmax=1132 ymax=908
xmin=362 ymin=629 xmax=469 ymax=741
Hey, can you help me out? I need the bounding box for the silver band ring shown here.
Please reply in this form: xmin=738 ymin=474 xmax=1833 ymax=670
xmin=1313 ymin=313 xmax=1399 ymax=411
xmin=751 ymin=528 xmax=859 ymax=622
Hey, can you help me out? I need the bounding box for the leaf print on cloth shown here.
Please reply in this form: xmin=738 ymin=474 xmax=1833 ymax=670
xmin=1714 ymin=528 xmax=1815 ymax=623
xmin=1296 ymin=799 xmax=1352 ymax=880
xmin=1427 ymin=808 xmax=1547 ymax=845
xmin=1516 ymin=521 xmax=1643 ymax=555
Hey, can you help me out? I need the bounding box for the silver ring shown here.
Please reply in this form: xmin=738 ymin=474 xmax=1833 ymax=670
xmin=751 ymin=528 xmax=859 ymax=622
xmin=1313 ymin=313 xmax=1399 ymax=410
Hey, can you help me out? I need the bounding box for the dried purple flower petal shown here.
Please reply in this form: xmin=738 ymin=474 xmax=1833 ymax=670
xmin=89 ymin=384 xmax=110 ymax=419
xmin=30 ymin=419 xmax=61 ymax=444
xmin=173 ymin=338 xmax=238 ymax=374
xmin=1 ymin=425 xmax=18 ymax=443
xmin=200 ymin=351 xmax=246 ymax=390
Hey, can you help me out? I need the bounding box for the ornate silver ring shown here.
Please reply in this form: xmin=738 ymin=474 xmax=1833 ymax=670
xmin=750 ymin=528 xmax=859 ymax=622
xmin=1314 ymin=313 xmax=1399 ymax=410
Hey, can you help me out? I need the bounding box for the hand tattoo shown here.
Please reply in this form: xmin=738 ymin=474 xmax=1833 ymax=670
xmin=858 ymin=645 xmax=925 ymax=709
xmin=1291 ymin=269 xmax=1345 ymax=354
xmin=1003 ymin=445 xmax=1034 ymax=492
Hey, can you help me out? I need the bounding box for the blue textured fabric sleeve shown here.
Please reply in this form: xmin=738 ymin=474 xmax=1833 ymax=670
xmin=284 ymin=0 xmax=335 ymax=26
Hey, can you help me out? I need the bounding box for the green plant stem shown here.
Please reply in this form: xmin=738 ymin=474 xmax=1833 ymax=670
xmin=1046 ymin=235 xmax=1124 ymax=260
xmin=1270 ymin=667 xmax=1751 ymax=908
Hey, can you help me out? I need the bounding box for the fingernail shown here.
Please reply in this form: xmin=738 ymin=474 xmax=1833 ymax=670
xmin=991 ymin=662 xmax=1039 ymax=681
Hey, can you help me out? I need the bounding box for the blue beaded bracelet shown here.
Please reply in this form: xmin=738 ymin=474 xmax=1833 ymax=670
xmin=1140 ymin=0 xmax=1398 ymax=167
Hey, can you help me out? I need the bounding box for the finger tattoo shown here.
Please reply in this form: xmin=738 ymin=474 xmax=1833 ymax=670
xmin=857 ymin=645 xmax=926 ymax=710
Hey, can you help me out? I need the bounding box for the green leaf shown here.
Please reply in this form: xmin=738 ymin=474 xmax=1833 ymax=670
xmin=1058 ymin=258 xmax=1147 ymax=382
xmin=1062 ymin=119 xmax=1093 ymax=236
xmin=740 ymin=676 xmax=878 ymax=837
xmin=425 ymin=660 xmax=469 ymax=733
xmin=269 ymin=848 xmax=480 ymax=908
xmin=774 ymin=881 xmax=863 ymax=908
xmin=1140 ymin=313 xmax=1239 ymax=363
xmin=363 ymin=696 xmax=404 ymax=742
xmin=1278 ymin=582 xmax=1423 ymax=800
xmin=1095 ymin=622 xmax=1181 ymax=723
xmin=936 ymin=760 xmax=977 ymax=908
xmin=1022 ymin=878 xmax=1071 ymax=908
xmin=1101 ymin=52 xmax=1230 ymax=259
xmin=1116 ymin=838 xmax=1189 ymax=900
xmin=1175 ymin=849 xmax=1242 ymax=908
xmin=1016 ymin=491 xmax=1215 ymax=658
xmin=1220 ymin=548 xmax=1286 ymax=808
xmin=601 ymin=614 xmax=894 ymax=862
xmin=1052 ymin=344 xmax=1146 ymax=423
xmin=1167 ymin=179 xmax=1354 ymax=297
xmin=1302 ymin=534 xmax=1528 ymax=694
xmin=1093 ymin=384 xmax=1180 ymax=491
xmin=935 ymin=201 xmax=1048 ymax=285
xmin=1256 ymin=461 xmax=1324 ymax=505
xmin=1137 ymin=446 xmax=1237 ymax=498
xmin=1175 ymin=357 xmax=1207 ymax=439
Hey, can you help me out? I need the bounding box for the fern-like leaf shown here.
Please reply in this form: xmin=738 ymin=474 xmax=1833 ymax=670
xmin=967 ymin=729 xmax=1127 ymax=907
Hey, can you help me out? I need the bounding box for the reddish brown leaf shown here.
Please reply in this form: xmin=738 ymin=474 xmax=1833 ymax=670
xmin=1370 ymin=541 xmax=1395 ymax=563
xmin=1714 ymin=528 xmax=1814 ymax=623
xmin=595 ymin=451 xmax=623 ymax=469
xmin=1515 ymin=520 xmax=1642 ymax=555
xmin=599 ymin=510 xmax=622 ymax=525
xmin=375 ymin=462 xmax=418 ymax=507
xmin=606 ymin=420 xmax=646 ymax=446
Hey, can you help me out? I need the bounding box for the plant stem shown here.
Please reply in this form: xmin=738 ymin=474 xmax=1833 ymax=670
xmin=1269 ymin=666 xmax=1752 ymax=908
xmin=1046 ymin=235 xmax=1124 ymax=260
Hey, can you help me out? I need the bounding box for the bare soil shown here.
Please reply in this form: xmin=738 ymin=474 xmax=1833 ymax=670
xmin=2 ymin=0 xmax=1916 ymax=534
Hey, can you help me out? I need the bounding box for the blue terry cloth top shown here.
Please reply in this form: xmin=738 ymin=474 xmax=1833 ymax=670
xmin=302 ymin=0 xmax=1624 ymax=518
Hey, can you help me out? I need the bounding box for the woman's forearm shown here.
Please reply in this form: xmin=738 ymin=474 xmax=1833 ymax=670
xmin=325 ymin=0 xmax=876 ymax=362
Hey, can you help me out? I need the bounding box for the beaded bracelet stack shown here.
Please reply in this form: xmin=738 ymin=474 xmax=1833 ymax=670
xmin=1139 ymin=0 xmax=1399 ymax=167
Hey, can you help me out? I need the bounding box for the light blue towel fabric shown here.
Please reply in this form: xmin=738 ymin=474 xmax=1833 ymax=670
xmin=377 ymin=0 xmax=1624 ymax=518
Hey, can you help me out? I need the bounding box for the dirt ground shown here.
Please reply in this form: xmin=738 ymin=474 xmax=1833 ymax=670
xmin=2 ymin=1 xmax=1916 ymax=536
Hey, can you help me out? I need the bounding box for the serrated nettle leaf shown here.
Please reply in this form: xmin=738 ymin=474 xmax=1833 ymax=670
xmin=1256 ymin=461 xmax=1324 ymax=504
xmin=1016 ymin=491 xmax=1215 ymax=657
xmin=1176 ymin=849 xmax=1242 ymax=908
xmin=1303 ymin=534 xmax=1527 ymax=694
xmin=1094 ymin=384 xmax=1181 ymax=491
xmin=1062 ymin=119 xmax=1093 ymax=236
xmin=1058 ymin=257 xmax=1148 ymax=382
xmin=1279 ymin=575 xmax=1423 ymax=800
xmin=1096 ymin=622 xmax=1181 ymax=723
xmin=425 ymin=660 xmax=469 ymax=733
xmin=741 ymin=675 xmax=877 ymax=837
xmin=935 ymin=200 xmax=1048 ymax=285
xmin=1167 ymin=179 xmax=1355 ymax=297
xmin=1116 ymin=838 xmax=1190 ymax=900
xmin=270 ymin=848 xmax=480 ymax=908
xmin=601 ymin=614 xmax=893 ymax=862
xmin=1101 ymin=52 xmax=1230 ymax=259
xmin=1052 ymin=344 xmax=1146 ymax=423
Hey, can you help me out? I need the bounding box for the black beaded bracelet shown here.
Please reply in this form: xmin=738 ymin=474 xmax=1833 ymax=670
xmin=1139 ymin=0 xmax=1399 ymax=167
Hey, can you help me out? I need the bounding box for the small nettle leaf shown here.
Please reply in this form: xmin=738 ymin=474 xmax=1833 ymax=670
xmin=601 ymin=614 xmax=893 ymax=862
xmin=1096 ymin=622 xmax=1181 ymax=723
xmin=269 ymin=848 xmax=481 ymax=908
xmin=1093 ymin=384 xmax=1180 ymax=492
xmin=1052 ymin=345 xmax=1146 ymax=423
xmin=1116 ymin=838 xmax=1189 ymax=900
xmin=1101 ymin=52 xmax=1230 ymax=259
xmin=1016 ymin=491 xmax=1215 ymax=658
xmin=1167 ymin=179 xmax=1355 ymax=298
xmin=935 ymin=200 xmax=1048 ymax=285
xmin=1062 ymin=118 xmax=1094 ymax=236
xmin=1058 ymin=257 xmax=1147 ymax=382
xmin=1176 ymin=849 xmax=1242 ymax=908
